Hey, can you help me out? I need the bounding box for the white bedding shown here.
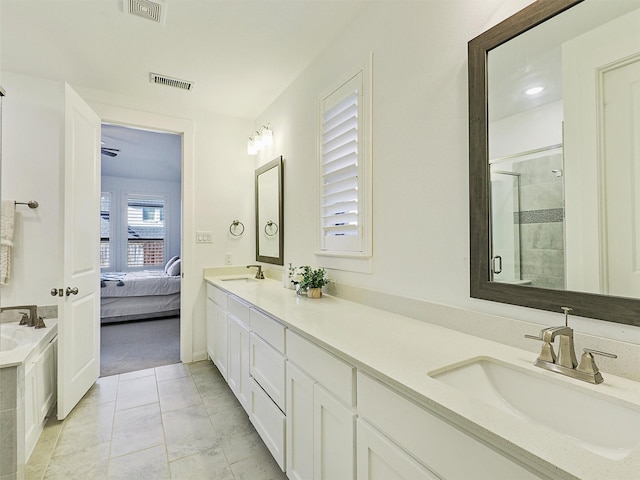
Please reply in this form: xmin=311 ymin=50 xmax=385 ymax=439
xmin=101 ymin=270 xmax=180 ymax=297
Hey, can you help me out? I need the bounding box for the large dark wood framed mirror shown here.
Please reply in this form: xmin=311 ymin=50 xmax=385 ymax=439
xmin=255 ymin=156 xmax=284 ymax=265
xmin=469 ymin=0 xmax=640 ymax=326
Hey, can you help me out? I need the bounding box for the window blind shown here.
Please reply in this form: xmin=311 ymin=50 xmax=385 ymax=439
xmin=321 ymin=79 xmax=362 ymax=252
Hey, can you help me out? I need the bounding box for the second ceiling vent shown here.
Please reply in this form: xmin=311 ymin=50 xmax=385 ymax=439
xmin=124 ymin=0 xmax=167 ymax=24
xmin=149 ymin=73 xmax=194 ymax=91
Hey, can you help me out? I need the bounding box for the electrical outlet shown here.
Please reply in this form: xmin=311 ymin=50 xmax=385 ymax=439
xmin=196 ymin=231 xmax=213 ymax=243
xmin=225 ymin=253 xmax=232 ymax=265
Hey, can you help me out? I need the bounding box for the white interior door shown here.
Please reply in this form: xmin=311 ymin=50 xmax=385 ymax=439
xmin=562 ymin=8 xmax=640 ymax=294
xmin=57 ymin=84 xmax=101 ymax=419
xmin=603 ymin=59 xmax=640 ymax=297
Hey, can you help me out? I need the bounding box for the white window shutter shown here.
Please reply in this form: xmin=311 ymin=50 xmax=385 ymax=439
xmin=320 ymin=73 xmax=364 ymax=253
xmin=126 ymin=195 xmax=166 ymax=268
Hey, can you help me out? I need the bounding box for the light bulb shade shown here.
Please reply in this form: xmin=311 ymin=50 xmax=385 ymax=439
xmin=247 ymin=138 xmax=257 ymax=155
xmin=261 ymin=127 xmax=273 ymax=146
xmin=254 ymin=135 xmax=264 ymax=151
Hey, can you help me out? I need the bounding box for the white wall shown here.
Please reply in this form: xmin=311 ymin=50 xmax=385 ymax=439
xmin=4 ymin=0 xmax=640 ymax=364
xmin=0 ymin=71 xmax=255 ymax=362
xmin=253 ymin=0 xmax=640 ymax=345
xmin=1 ymin=73 xmax=65 ymax=307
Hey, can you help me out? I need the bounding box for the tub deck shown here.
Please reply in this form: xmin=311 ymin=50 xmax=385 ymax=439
xmin=0 ymin=319 xmax=58 ymax=367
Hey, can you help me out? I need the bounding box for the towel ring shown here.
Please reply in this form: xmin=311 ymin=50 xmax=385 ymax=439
xmin=264 ymin=220 xmax=279 ymax=237
xmin=229 ymin=220 xmax=244 ymax=237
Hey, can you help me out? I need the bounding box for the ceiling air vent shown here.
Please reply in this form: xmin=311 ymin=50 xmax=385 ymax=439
xmin=123 ymin=0 xmax=167 ymax=24
xmin=149 ymin=73 xmax=194 ymax=91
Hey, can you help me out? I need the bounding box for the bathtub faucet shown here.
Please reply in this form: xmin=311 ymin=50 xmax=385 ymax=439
xmin=0 ymin=305 xmax=45 ymax=328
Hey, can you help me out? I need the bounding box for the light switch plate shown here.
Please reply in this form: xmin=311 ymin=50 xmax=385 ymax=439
xmin=196 ymin=231 xmax=213 ymax=243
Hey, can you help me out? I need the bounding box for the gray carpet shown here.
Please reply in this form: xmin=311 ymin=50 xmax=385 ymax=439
xmin=100 ymin=316 xmax=180 ymax=377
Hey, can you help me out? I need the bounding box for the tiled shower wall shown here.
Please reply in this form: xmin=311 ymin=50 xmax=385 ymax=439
xmin=0 ymin=365 xmax=21 ymax=480
xmin=514 ymin=152 xmax=565 ymax=289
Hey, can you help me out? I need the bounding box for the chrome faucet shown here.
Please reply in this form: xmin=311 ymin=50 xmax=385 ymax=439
xmin=0 ymin=305 xmax=46 ymax=328
xmin=246 ymin=264 xmax=264 ymax=279
xmin=525 ymin=307 xmax=616 ymax=384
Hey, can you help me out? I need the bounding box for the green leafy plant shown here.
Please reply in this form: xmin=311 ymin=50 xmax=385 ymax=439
xmin=297 ymin=266 xmax=329 ymax=290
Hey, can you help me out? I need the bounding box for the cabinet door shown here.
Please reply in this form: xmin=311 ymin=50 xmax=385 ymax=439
xmin=206 ymin=298 xmax=216 ymax=361
xmin=286 ymin=362 xmax=315 ymax=480
xmin=314 ymin=384 xmax=356 ymax=480
xmin=357 ymin=419 xmax=441 ymax=480
xmin=228 ymin=314 xmax=251 ymax=412
xmin=24 ymin=362 xmax=39 ymax=459
xmin=215 ymin=308 xmax=228 ymax=380
xmin=36 ymin=339 xmax=57 ymax=421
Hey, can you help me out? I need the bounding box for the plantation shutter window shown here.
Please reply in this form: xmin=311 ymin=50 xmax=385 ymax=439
xmin=126 ymin=195 xmax=166 ymax=268
xmin=100 ymin=193 xmax=112 ymax=268
xmin=320 ymin=72 xmax=366 ymax=253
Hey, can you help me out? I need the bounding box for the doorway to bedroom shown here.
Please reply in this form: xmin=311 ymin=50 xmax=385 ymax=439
xmin=99 ymin=123 xmax=182 ymax=377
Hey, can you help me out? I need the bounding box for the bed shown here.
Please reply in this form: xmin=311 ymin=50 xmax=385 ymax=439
xmin=100 ymin=257 xmax=181 ymax=323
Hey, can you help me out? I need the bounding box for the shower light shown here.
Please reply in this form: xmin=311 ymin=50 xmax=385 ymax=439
xmin=525 ymin=86 xmax=544 ymax=95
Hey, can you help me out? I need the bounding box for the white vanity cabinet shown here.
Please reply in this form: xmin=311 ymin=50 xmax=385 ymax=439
xmin=24 ymin=335 xmax=57 ymax=460
xmin=356 ymin=418 xmax=440 ymax=480
xmin=227 ymin=296 xmax=251 ymax=413
xmin=357 ymin=372 xmax=548 ymax=480
xmin=286 ymin=330 xmax=357 ymax=480
xmin=206 ymin=284 xmax=228 ymax=380
xmin=248 ymin=308 xmax=287 ymax=470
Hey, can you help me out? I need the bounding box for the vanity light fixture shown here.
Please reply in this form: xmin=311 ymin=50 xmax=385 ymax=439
xmin=247 ymin=124 xmax=273 ymax=156
xmin=247 ymin=137 xmax=258 ymax=155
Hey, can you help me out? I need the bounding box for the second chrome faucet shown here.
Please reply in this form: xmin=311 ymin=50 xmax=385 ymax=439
xmin=525 ymin=307 xmax=616 ymax=384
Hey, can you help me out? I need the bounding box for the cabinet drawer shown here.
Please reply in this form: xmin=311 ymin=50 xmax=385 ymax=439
xmin=206 ymin=283 xmax=227 ymax=309
xmin=250 ymin=333 xmax=286 ymax=411
xmin=228 ymin=295 xmax=250 ymax=328
xmin=357 ymin=372 xmax=542 ymax=480
xmin=250 ymin=378 xmax=286 ymax=471
xmin=250 ymin=308 xmax=285 ymax=353
xmin=287 ymin=330 xmax=355 ymax=407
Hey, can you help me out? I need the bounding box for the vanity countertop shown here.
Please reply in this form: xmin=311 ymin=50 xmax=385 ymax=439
xmin=204 ymin=274 xmax=640 ymax=479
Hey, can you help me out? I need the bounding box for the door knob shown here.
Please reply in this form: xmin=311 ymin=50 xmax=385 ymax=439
xmin=65 ymin=286 xmax=79 ymax=296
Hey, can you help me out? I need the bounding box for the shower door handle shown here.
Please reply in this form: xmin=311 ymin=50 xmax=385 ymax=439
xmin=492 ymin=256 xmax=502 ymax=275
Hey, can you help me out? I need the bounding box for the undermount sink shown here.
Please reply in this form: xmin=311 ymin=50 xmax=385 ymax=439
xmin=429 ymin=357 xmax=640 ymax=460
xmin=221 ymin=277 xmax=258 ymax=283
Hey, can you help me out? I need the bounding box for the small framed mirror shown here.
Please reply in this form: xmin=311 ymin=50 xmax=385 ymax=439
xmin=255 ymin=156 xmax=284 ymax=265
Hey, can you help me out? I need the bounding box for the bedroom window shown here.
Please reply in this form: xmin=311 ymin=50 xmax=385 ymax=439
xmin=100 ymin=193 xmax=112 ymax=268
xmin=126 ymin=195 xmax=166 ymax=268
xmin=317 ymin=57 xmax=372 ymax=268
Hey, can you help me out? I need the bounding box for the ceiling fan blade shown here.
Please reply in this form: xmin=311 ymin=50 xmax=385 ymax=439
xmin=101 ymin=147 xmax=120 ymax=157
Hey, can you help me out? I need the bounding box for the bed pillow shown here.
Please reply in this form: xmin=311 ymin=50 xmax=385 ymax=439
xmin=167 ymin=259 xmax=181 ymax=277
xmin=164 ymin=255 xmax=180 ymax=274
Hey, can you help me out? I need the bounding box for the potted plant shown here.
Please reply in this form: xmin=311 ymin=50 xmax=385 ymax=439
xmin=296 ymin=266 xmax=329 ymax=298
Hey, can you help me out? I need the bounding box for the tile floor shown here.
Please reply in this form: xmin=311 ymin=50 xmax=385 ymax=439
xmin=26 ymin=361 xmax=288 ymax=480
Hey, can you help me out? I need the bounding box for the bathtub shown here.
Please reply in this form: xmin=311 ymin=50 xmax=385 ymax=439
xmin=0 ymin=318 xmax=58 ymax=367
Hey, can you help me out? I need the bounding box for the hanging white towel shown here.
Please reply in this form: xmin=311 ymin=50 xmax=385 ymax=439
xmin=1 ymin=200 xmax=16 ymax=285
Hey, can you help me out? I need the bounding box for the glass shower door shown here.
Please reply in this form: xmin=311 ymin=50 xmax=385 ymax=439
xmin=490 ymin=170 xmax=521 ymax=283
